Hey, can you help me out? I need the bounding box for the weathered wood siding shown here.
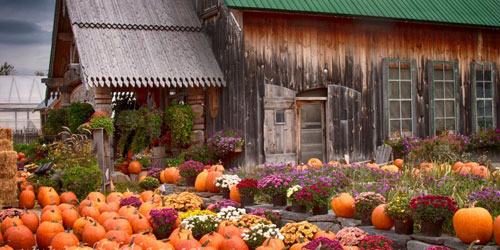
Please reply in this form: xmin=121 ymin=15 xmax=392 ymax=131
xmin=243 ymin=12 xmax=500 ymax=158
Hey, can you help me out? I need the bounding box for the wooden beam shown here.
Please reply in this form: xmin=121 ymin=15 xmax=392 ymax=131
xmin=58 ymin=32 xmax=73 ymax=42
xmin=41 ymin=78 xmax=63 ymax=87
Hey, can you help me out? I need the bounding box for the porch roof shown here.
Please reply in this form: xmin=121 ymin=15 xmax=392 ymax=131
xmin=65 ymin=0 xmax=225 ymax=88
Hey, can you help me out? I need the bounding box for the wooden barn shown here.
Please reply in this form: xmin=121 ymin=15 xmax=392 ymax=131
xmin=44 ymin=0 xmax=500 ymax=167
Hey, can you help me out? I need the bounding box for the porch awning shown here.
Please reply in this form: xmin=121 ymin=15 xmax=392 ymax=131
xmin=65 ymin=0 xmax=225 ymax=88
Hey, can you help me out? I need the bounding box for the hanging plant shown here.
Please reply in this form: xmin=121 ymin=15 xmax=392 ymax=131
xmin=116 ymin=107 xmax=163 ymax=154
xmin=165 ymin=100 xmax=194 ymax=148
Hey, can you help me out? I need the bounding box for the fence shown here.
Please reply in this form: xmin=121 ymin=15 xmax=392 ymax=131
xmin=13 ymin=129 xmax=41 ymax=145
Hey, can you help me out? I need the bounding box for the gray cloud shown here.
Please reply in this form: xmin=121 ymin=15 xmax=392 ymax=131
xmin=0 ymin=19 xmax=51 ymax=45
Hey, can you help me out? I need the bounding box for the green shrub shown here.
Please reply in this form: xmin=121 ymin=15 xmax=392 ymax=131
xmin=28 ymin=173 xmax=61 ymax=192
xmin=164 ymin=156 xmax=185 ymax=167
xmin=89 ymin=116 xmax=115 ymax=135
xmin=139 ymin=177 xmax=160 ymax=191
xmin=165 ymin=101 xmax=194 ymax=148
xmin=113 ymin=181 xmax=143 ymax=194
xmin=61 ymin=165 xmax=102 ymax=200
xmin=116 ymin=107 xmax=163 ymax=154
xmin=43 ymin=108 xmax=68 ymax=136
xmin=68 ymin=102 xmax=94 ymax=133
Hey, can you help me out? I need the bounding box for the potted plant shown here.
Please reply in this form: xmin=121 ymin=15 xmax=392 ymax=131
xmin=409 ymin=195 xmax=457 ymax=237
xmin=304 ymin=238 xmax=344 ymax=250
xmin=386 ymin=195 xmax=414 ymax=234
xmin=214 ymin=174 xmax=241 ymax=199
xmin=242 ymin=223 xmax=284 ymax=249
xmin=287 ymin=185 xmax=307 ymax=213
xmin=179 ymin=214 xmax=220 ymax=240
xmin=294 ymin=183 xmax=333 ymax=215
xmin=354 ymin=192 xmax=386 ymax=226
xmin=207 ymin=129 xmax=244 ymax=156
xmin=151 ymin=133 xmax=169 ymax=157
xmin=178 ymin=160 xmax=206 ymax=186
xmin=149 ymin=208 xmax=178 ymax=239
xmin=358 ymin=235 xmax=394 ymax=250
xmin=236 ymin=178 xmax=258 ymax=207
xmin=248 ymin=209 xmax=281 ymax=225
xmin=258 ymin=174 xmax=292 ymax=207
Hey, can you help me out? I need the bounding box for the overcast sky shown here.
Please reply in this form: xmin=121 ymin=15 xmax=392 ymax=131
xmin=0 ymin=0 xmax=55 ymax=76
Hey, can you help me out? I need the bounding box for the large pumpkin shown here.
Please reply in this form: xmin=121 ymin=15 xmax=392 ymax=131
xmin=230 ymin=185 xmax=241 ymax=203
xmin=371 ymin=204 xmax=394 ymax=230
xmin=199 ymin=232 xmax=224 ymax=250
xmin=1 ymin=217 xmax=23 ymax=235
xmin=169 ymin=228 xmax=193 ymax=247
xmin=38 ymin=187 xmax=60 ymax=207
xmin=208 ymin=165 xmax=225 ymax=172
xmin=494 ymin=215 xmax=500 ymax=245
xmin=36 ymin=221 xmax=65 ymax=250
xmin=331 ymin=193 xmax=355 ymax=218
xmin=471 ymin=165 xmax=490 ymax=179
xmin=60 ymin=192 xmax=78 ymax=205
xmin=19 ymin=190 xmax=35 ymax=209
xmin=62 ymin=206 xmax=80 ymax=229
xmin=98 ymin=211 xmax=119 ymax=225
xmin=105 ymin=229 xmax=131 ymax=245
xmin=219 ymin=234 xmax=249 ymax=250
xmin=128 ymin=161 xmax=143 ymax=175
xmin=21 ymin=211 xmax=39 ymax=233
xmin=394 ymin=159 xmax=404 ymax=169
xmin=82 ymin=221 xmax=106 ymax=246
xmin=175 ymin=236 xmax=201 ymax=250
xmin=453 ymin=204 xmax=493 ymax=244
xmin=164 ymin=167 xmax=180 ymax=184
xmin=307 ymin=158 xmax=323 ymax=168
xmin=50 ymin=232 xmax=80 ymax=250
xmin=195 ymin=170 xmax=209 ymax=192
xmin=453 ymin=161 xmax=465 ymax=172
xmin=41 ymin=209 xmax=63 ymax=224
xmin=160 ymin=170 xmax=168 ymax=183
xmin=206 ymin=171 xmax=223 ymax=193
xmin=72 ymin=217 xmax=95 ymax=240
xmin=107 ymin=192 xmax=124 ymax=203
xmin=4 ymin=224 xmax=36 ymax=250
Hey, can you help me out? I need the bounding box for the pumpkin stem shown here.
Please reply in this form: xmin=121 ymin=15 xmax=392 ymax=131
xmin=467 ymin=240 xmax=480 ymax=250
xmin=202 ymin=240 xmax=211 ymax=247
xmin=299 ymin=237 xmax=304 ymax=243
xmin=265 ymin=238 xmax=271 ymax=247
xmin=469 ymin=201 xmax=478 ymax=208
xmin=225 ymin=233 xmax=231 ymax=239
xmin=129 ymin=236 xmax=136 ymax=247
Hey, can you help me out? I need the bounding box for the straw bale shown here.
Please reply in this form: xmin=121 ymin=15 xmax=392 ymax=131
xmin=0 ymin=139 xmax=13 ymax=151
xmin=0 ymin=151 xmax=17 ymax=178
xmin=0 ymin=179 xmax=18 ymax=207
xmin=0 ymin=128 xmax=13 ymax=141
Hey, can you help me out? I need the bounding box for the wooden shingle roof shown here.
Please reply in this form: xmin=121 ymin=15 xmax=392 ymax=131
xmin=65 ymin=0 xmax=225 ymax=88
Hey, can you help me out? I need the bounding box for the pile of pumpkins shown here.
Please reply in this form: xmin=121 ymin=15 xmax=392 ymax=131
xmin=330 ymin=192 xmax=500 ymax=246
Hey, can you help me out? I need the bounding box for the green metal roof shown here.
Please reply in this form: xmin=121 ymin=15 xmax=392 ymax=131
xmin=225 ymin=0 xmax=500 ymax=28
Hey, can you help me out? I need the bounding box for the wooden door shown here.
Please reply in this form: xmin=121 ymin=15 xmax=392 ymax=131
xmin=297 ymin=101 xmax=325 ymax=163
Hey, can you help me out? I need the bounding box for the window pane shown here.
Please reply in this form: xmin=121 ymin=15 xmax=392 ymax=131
xmin=400 ymin=68 xmax=411 ymax=80
xmin=444 ymin=69 xmax=454 ymax=80
xmin=435 ymin=118 xmax=445 ymax=134
xmin=485 ymin=70 xmax=492 ymax=81
xmin=476 ymin=82 xmax=484 ymax=98
xmin=446 ymin=119 xmax=455 ymax=131
xmin=390 ymin=102 xmax=400 ymax=118
xmin=401 ymin=101 xmax=412 ymax=118
xmin=389 ymin=68 xmax=399 ymax=80
xmin=484 ymin=117 xmax=493 ymax=128
xmin=476 ymin=70 xmax=484 ymax=81
xmin=485 ymin=101 xmax=493 ymax=116
xmin=445 ymin=101 xmax=455 ymax=117
xmin=478 ymin=117 xmax=485 ymax=128
xmin=435 ymin=82 xmax=444 ymax=98
xmin=434 ymin=69 xmax=443 ymax=81
xmin=389 ymin=81 xmax=399 ymax=98
xmin=477 ymin=101 xmax=484 ymax=117
xmin=445 ymin=82 xmax=454 ymax=99
xmin=485 ymin=82 xmax=492 ymax=98
xmin=402 ymin=120 xmax=412 ymax=137
xmin=400 ymin=81 xmax=411 ymax=99
xmin=390 ymin=120 xmax=400 ymax=136
xmin=435 ymin=101 xmax=444 ymax=118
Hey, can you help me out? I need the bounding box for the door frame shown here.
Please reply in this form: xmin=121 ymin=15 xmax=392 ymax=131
xmin=296 ymin=99 xmax=327 ymax=164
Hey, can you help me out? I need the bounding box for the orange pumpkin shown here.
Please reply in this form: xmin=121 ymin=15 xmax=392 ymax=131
xmin=80 ymin=203 xmax=100 ymax=220
xmin=87 ymin=192 xmax=106 ymax=204
xmin=394 ymin=159 xmax=404 ymax=169
xmin=199 ymin=232 xmax=225 ymax=250
xmin=107 ymin=192 xmax=124 ymax=203
xmin=105 ymin=229 xmax=131 ymax=245
xmin=453 ymin=204 xmax=493 ymax=244
xmin=160 ymin=170 xmax=168 ymax=183
xmin=42 ymin=204 xmax=62 ymax=215
xmin=195 ymin=170 xmax=209 ymax=192
xmin=453 ymin=161 xmax=465 ymax=172
xmin=217 ymin=224 xmax=242 ymax=238
xmin=120 ymin=237 xmax=143 ymax=250
xmin=99 ymin=201 xmax=120 ymax=213
xmin=209 ymin=165 xmax=225 ymax=172
xmin=119 ymin=205 xmax=138 ymax=218
xmin=19 ymin=190 xmax=35 ymax=209
xmin=131 ymin=214 xmax=151 ymax=234
xmin=307 ymin=158 xmax=323 ymax=168
xmin=206 ymin=171 xmax=223 ymax=193
xmin=38 ymin=187 xmax=60 ymax=207
xmin=104 ymin=217 xmax=133 ymax=235
xmin=36 ymin=221 xmax=64 ymax=250
xmin=50 ymin=232 xmax=80 ymax=250
xmin=164 ymin=167 xmax=180 ymax=184
xmin=289 ymin=238 xmax=308 ymax=250
xmin=366 ymin=162 xmax=379 ymax=169
xmin=4 ymin=224 xmax=36 ymax=250
xmin=331 ymin=193 xmax=355 ymax=218
xmin=98 ymin=211 xmax=119 ymax=225
xmin=175 ymin=235 xmax=201 ymax=250
xmin=371 ymin=204 xmax=394 ymax=230
xmin=58 ymin=203 xmax=75 ymax=212
xmin=95 ymin=238 xmax=121 ymax=250
xmin=72 ymin=217 xmax=95 ymax=240
xmin=81 ymin=221 xmax=106 ymax=246
xmin=230 ymin=185 xmax=241 ymax=203
xmin=139 ymin=202 xmax=158 ymax=219
xmin=20 ymin=211 xmax=39 ymax=233
xmin=129 ymin=161 xmax=143 ymax=175
xmin=1 ymin=217 xmax=23 ymax=235
xmin=314 ymin=230 xmax=336 ymax=240
xmin=59 ymin=192 xmax=78 ymax=205
xmin=261 ymin=238 xmax=285 ymax=249
xmin=471 ymin=165 xmax=490 ymax=179
xmin=169 ymin=228 xmax=193 ymax=247
xmin=494 ymin=215 xmax=500 ymax=245
xmin=41 ymin=209 xmax=63 ymax=224
xmin=62 ymin=206 xmax=80 ymax=229
xmin=219 ymin=234 xmax=249 ymax=250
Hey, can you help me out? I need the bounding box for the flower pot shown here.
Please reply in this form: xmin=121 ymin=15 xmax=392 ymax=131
xmin=153 ymin=146 xmax=166 ymax=157
xmin=291 ymin=201 xmax=307 ymax=213
xmin=185 ymin=176 xmax=197 ymax=186
xmin=312 ymin=204 xmax=329 ymax=215
xmin=240 ymin=194 xmax=255 ymax=207
xmin=420 ymin=220 xmax=443 ymax=237
xmin=153 ymin=226 xmax=173 ymax=240
xmin=360 ymin=210 xmax=373 ymax=226
xmin=272 ymin=194 xmax=287 ymax=207
xmin=394 ymin=218 xmax=414 ymax=235
xmin=221 ymin=189 xmax=230 ymax=199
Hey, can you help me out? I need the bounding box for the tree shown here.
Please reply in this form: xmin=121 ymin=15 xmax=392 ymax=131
xmin=34 ymin=70 xmax=45 ymax=76
xmin=0 ymin=62 xmax=15 ymax=75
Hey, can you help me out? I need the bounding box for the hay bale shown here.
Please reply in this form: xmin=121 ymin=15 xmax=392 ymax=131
xmin=0 ymin=151 xmax=17 ymax=178
xmin=0 ymin=128 xmax=13 ymax=141
xmin=0 ymin=179 xmax=18 ymax=207
xmin=0 ymin=139 xmax=13 ymax=152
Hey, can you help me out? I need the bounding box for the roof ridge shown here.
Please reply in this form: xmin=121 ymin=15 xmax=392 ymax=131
xmin=71 ymin=22 xmax=203 ymax=32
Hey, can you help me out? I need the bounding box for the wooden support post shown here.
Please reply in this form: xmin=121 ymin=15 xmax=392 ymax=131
xmin=187 ymin=87 xmax=206 ymax=145
xmin=95 ymin=87 xmax=113 ymax=115
xmin=91 ymin=128 xmax=113 ymax=192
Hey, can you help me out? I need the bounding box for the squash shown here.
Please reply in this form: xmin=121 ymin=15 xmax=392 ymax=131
xmin=471 ymin=165 xmax=490 ymax=179
xmin=381 ymin=165 xmax=399 ymax=172
xmin=131 ymin=214 xmax=152 ymax=234
xmin=36 ymin=221 xmax=65 ymax=250
xmin=209 ymin=165 xmax=225 ymax=172
xmin=99 ymin=201 xmax=120 ymax=213
xmin=4 ymin=224 xmax=36 ymax=250
xmin=95 ymin=238 xmax=121 ymax=250
xmin=80 ymin=203 xmax=100 ymax=220
xmin=195 ymin=170 xmax=209 ymax=192
xmin=59 ymin=192 xmax=78 ymax=205
xmin=394 ymin=159 xmax=403 ymax=169
xmin=494 ymin=215 xmax=500 ymax=245
xmin=307 ymin=158 xmax=323 ymax=168
xmin=371 ymin=204 xmax=394 ymax=230
xmin=169 ymin=228 xmax=193 ymax=247
xmin=453 ymin=161 xmax=465 ymax=172
xmin=164 ymin=167 xmax=180 ymax=184
xmin=1 ymin=217 xmax=23 ymax=235
xmin=219 ymin=234 xmax=249 ymax=250
xmin=62 ymin=206 xmax=80 ymax=229
xmin=366 ymin=162 xmax=379 ymax=169
xmin=19 ymin=190 xmax=35 ymax=209
xmin=50 ymin=232 xmax=80 ymax=250
xmin=331 ymin=193 xmax=355 ymax=218
xmin=199 ymin=232 xmax=224 ymax=250
xmin=41 ymin=209 xmax=63 ymax=224
xmin=453 ymin=203 xmax=493 ymax=244
xmin=105 ymin=229 xmax=131 ymax=245
xmin=72 ymin=217 xmax=95 ymax=240
xmin=314 ymin=229 xmax=336 ymax=240
xmin=289 ymin=238 xmax=308 ymax=250
xmin=230 ymin=185 xmax=241 ymax=203
xmin=98 ymin=211 xmax=119 ymax=225
xmin=38 ymin=187 xmax=60 ymax=207
xmin=129 ymin=161 xmax=143 ymax=175
xmin=206 ymin=171 xmax=223 ymax=193
xmin=174 ymin=235 xmax=201 ymax=250
xmin=82 ymin=221 xmax=106 ymax=246
xmin=107 ymin=192 xmax=124 ymax=203
xmin=20 ymin=211 xmax=39 ymax=233
xmin=261 ymin=238 xmax=285 ymax=249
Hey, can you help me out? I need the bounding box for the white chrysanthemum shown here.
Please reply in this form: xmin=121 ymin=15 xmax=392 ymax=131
xmin=217 ymin=206 xmax=246 ymax=221
xmin=287 ymin=185 xmax=303 ymax=198
xmin=215 ymin=175 xmax=241 ymax=189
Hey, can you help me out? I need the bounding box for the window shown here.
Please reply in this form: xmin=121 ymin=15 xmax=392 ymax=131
xmin=430 ymin=62 xmax=457 ymax=136
xmin=473 ymin=63 xmax=495 ymax=130
xmin=386 ymin=60 xmax=415 ymax=138
xmin=275 ymin=110 xmax=285 ymax=124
